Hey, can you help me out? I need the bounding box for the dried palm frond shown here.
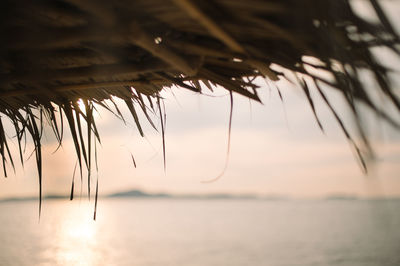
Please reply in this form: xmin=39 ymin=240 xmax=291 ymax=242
xmin=1 ymin=0 xmax=399 ymax=214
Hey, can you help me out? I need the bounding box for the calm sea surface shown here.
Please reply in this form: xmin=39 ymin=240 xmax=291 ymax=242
xmin=0 ymin=199 xmax=399 ymax=266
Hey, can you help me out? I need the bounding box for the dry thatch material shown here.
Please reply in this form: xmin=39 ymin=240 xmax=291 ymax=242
xmin=1 ymin=0 xmax=400 ymax=215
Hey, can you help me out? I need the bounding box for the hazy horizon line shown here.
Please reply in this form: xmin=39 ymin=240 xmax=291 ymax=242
xmin=1 ymin=188 xmax=399 ymax=202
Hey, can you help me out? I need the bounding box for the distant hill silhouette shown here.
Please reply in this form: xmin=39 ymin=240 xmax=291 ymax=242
xmin=4 ymin=190 xmax=396 ymax=202
xmin=108 ymin=190 xmax=169 ymax=198
xmin=107 ymin=189 xmax=260 ymax=199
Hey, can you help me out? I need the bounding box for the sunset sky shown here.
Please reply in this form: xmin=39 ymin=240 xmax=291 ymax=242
xmin=0 ymin=1 xmax=399 ymax=200
xmin=0 ymin=75 xmax=399 ymax=199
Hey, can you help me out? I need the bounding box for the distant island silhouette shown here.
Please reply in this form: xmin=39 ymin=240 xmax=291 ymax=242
xmin=1 ymin=189 xmax=398 ymax=202
xmin=0 ymin=189 xmax=289 ymax=201
xmin=108 ymin=190 xmax=262 ymax=200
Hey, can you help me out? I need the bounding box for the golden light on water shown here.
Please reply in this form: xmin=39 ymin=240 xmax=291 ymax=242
xmin=47 ymin=202 xmax=100 ymax=266
xmin=1 ymin=199 xmax=399 ymax=265
xmin=62 ymin=217 xmax=96 ymax=240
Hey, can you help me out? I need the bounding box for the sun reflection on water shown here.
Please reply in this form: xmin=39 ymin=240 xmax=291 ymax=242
xmin=63 ymin=218 xmax=96 ymax=239
xmin=45 ymin=202 xmax=101 ymax=266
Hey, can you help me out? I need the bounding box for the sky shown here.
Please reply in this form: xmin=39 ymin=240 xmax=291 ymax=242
xmin=0 ymin=76 xmax=399 ymax=199
xmin=0 ymin=1 xmax=399 ymax=199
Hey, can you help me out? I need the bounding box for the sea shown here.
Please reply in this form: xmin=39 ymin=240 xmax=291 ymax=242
xmin=0 ymin=198 xmax=399 ymax=266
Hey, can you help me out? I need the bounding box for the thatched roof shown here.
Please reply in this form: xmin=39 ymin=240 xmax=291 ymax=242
xmin=1 ymin=0 xmax=400 ymax=214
